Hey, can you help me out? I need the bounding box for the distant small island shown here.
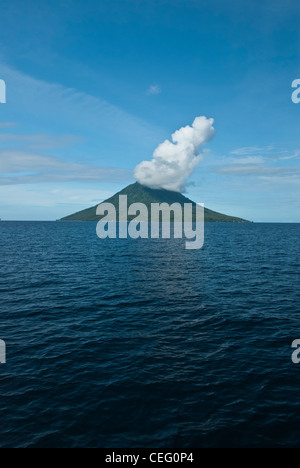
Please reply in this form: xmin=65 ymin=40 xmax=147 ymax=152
xmin=59 ymin=182 xmax=250 ymax=223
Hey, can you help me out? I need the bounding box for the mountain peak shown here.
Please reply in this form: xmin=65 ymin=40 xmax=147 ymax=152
xmin=59 ymin=182 xmax=250 ymax=223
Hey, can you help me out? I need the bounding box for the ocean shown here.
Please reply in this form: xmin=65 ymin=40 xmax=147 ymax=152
xmin=0 ymin=221 xmax=299 ymax=448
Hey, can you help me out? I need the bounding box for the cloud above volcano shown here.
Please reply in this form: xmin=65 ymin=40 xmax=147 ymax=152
xmin=134 ymin=116 xmax=216 ymax=192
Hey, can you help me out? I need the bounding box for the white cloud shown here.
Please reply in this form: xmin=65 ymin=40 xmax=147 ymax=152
xmin=147 ymin=84 xmax=162 ymax=95
xmin=230 ymin=146 xmax=300 ymax=161
xmin=135 ymin=116 xmax=216 ymax=192
xmin=0 ymin=149 xmax=130 ymax=185
xmin=0 ymin=185 xmax=114 ymax=208
xmin=212 ymin=145 xmax=300 ymax=191
xmin=271 ymin=150 xmax=300 ymax=161
xmin=0 ymin=133 xmax=83 ymax=150
xmin=0 ymin=62 xmax=162 ymax=147
xmin=0 ymin=122 xmax=18 ymax=129
xmin=217 ymin=163 xmax=300 ymax=179
xmin=227 ymin=156 xmax=265 ymax=165
xmin=230 ymin=146 xmax=267 ymax=155
xmin=0 ymin=184 xmax=117 ymax=220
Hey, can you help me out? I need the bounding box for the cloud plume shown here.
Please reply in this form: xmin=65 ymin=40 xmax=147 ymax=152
xmin=134 ymin=116 xmax=216 ymax=192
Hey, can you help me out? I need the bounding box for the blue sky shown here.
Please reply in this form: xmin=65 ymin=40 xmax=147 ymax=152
xmin=0 ymin=0 xmax=299 ymax=221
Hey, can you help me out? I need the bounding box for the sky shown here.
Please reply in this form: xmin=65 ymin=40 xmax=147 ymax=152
xmin=0 ymin=0 xmax=299 ymax=222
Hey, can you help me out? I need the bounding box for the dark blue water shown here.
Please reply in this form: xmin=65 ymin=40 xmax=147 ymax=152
xmin=0 ymin=222 xmax=299 ymax=448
